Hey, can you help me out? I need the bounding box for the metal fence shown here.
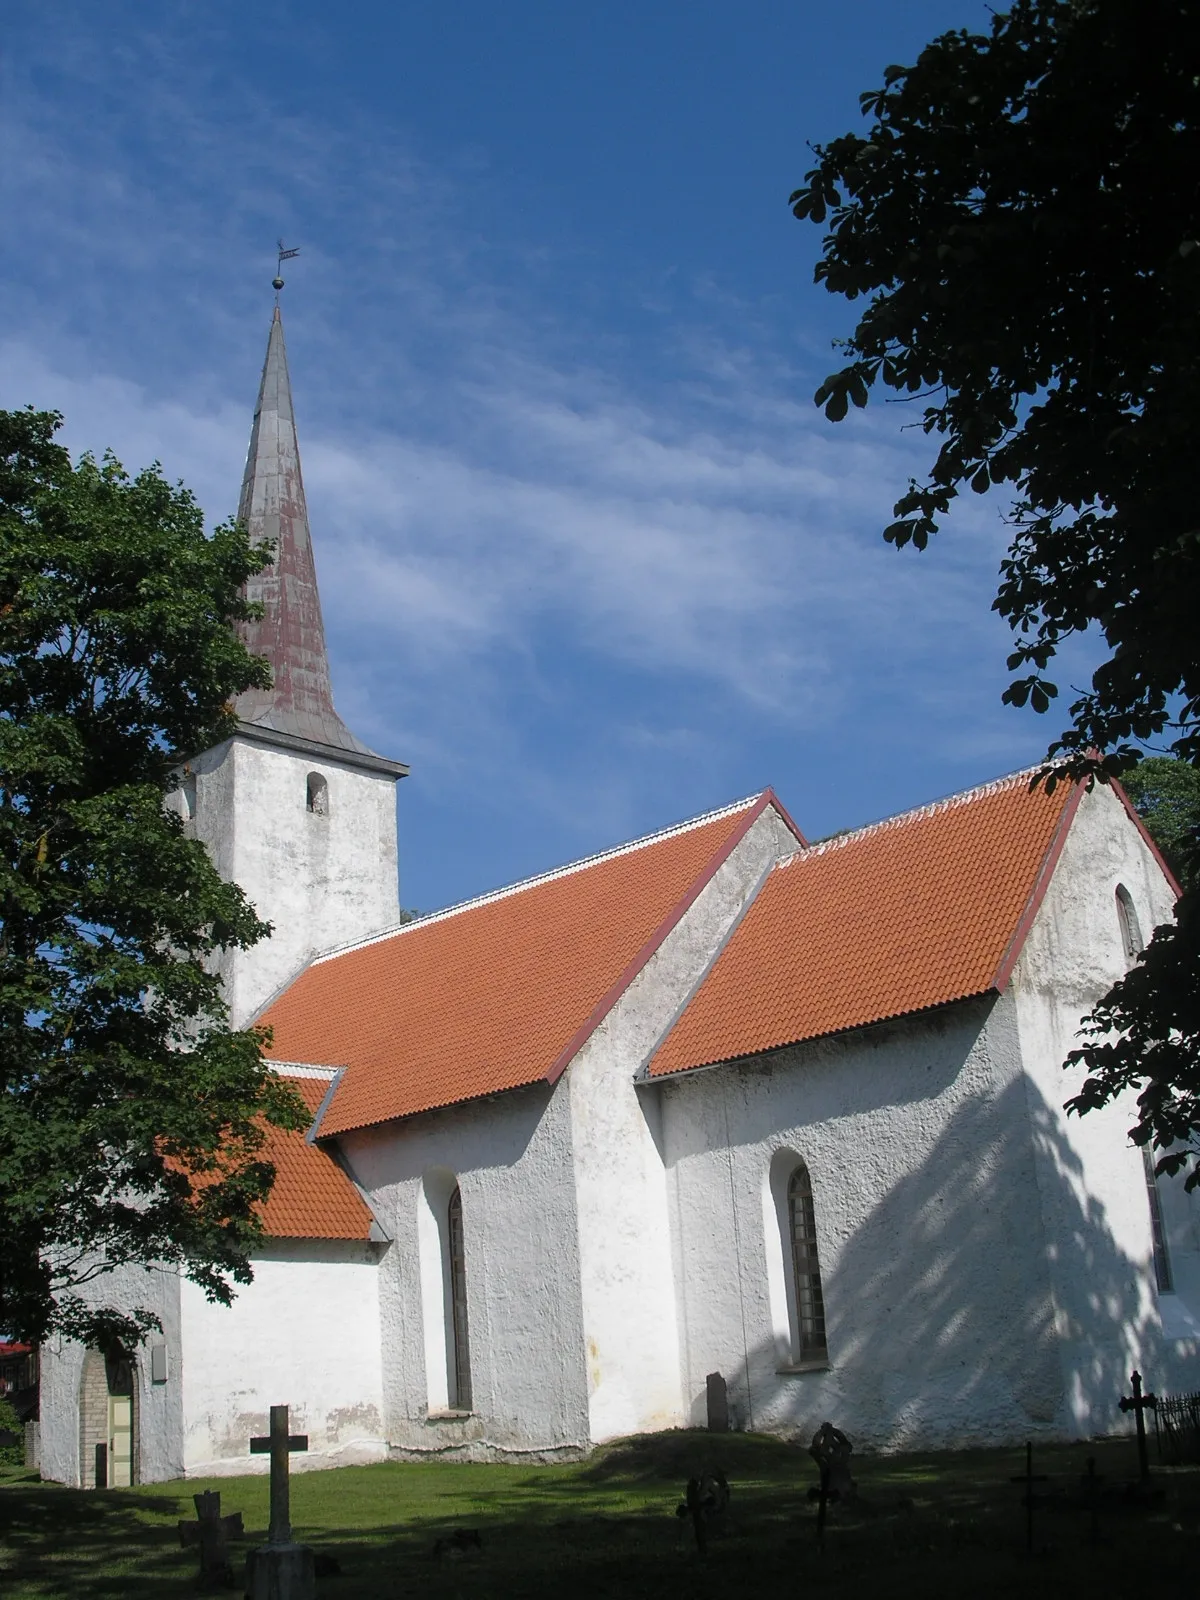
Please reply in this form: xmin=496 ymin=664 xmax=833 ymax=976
xmin=1156 ymin=1390 xmax=1200 ymax=1464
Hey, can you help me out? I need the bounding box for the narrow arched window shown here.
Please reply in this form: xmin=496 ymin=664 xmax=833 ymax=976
xmin=447 ymin=1186 xmax=472 ymax=1411
xmin=788 ymin=1164 xmax=828 ymax=1363
xmin=1116 ymin=884 xmax=1143 ymax=966
xmin=306 ymin=772 xmax=328 ymax=817
xmin=1143 ymin=1149 xmax=1173 ymax=1294
xmin=178 ymin=772 xmax=197 ymax=837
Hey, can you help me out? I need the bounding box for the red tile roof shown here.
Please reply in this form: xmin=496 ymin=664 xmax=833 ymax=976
xmin=256 ymin=1074 xmax=376 ymax=1240
xmin=261 ymin=794 xmax=797 ymax=1135
xmin=649 ymin=771 xmax=1080 ymax=1078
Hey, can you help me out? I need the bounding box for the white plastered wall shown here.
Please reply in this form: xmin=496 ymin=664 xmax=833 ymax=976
xmin=566 ymin=803 xmax=799 ymax=1443
xmin=179 ymin=1240 xmax=386 ymax=1475
xmin=1009 ymin=779 xmax=1198 ymax=1419
xmin=342 ymin=1081 xmax=591 ymax=1462
xmin=186 ymin=736 xmax=399 ymax=1027
xmin=659 ymin=991 xmax=1076 ymax=1451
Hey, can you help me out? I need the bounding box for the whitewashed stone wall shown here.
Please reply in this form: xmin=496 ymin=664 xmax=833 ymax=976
xmin=567 ymin=803 xmax=799 ymax=1442
xmin=186 ymin=735 xmax=400 ymax=1027
xmin=179 ymin=1241 xmax=386 ymax=1475
xmin=658 ymin=992 xmax=1065 ymax=1450
xmin=342 ymin=1081 xmax=591 ymax=1462
xmin=1010 ymin=780 xmax=1199 ymax=1413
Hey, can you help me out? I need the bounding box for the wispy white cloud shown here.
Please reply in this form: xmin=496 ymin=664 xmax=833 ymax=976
xmin=0 ymin=3 xmax=1087 ymax=899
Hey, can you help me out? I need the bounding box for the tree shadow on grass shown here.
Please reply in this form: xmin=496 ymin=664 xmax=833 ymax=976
xmin=0 ymin=1480 xmax=193 ymax=1598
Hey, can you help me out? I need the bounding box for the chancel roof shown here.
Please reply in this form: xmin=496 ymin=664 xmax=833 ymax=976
xmin=259 ymin=793 xmax=791 ymax=1135
xmin=256 ymin=1073 xmax=376 ymax=1240
xmin=647 ymin=770 xmax=1081 ymax=1079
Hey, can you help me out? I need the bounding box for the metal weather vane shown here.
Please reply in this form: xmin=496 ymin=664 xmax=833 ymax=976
xmin=273 ymin=240 xmax=301 ymax=298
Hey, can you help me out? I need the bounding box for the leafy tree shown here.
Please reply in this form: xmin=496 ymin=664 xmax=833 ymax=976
xmin=0 ymin=407 xmax=306 ymax=1349
xmin=791 ymin=0 xmax=1200 ymax=1180
xmin=0 ymin=1395 xmax=22 ymax=1466
xmin=1121 ymin=758 xmax=1200 ymax=894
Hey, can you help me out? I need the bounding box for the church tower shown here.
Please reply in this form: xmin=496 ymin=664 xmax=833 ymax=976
xmin=182 ymin=307 xmax=407 ymax=1027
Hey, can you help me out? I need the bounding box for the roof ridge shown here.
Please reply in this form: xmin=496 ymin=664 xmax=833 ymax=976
xmin=310 ymin=791 xmax=768 ymax=967
xmin=781 ymin=766 xmax=1044 ymax=867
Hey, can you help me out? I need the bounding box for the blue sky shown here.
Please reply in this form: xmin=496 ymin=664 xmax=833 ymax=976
xmin=1 ymin=0 xmax=1098 ymax=913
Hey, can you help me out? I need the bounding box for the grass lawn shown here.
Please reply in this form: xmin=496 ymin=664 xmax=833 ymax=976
xmin=0 ymin=1430 xmax=1196 ymax=1598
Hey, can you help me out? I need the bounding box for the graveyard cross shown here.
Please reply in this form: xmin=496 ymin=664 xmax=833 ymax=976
xmin=249 ymin=1405 xmax=309 ymax=1544
xmin=1118 ymin=1370 xmax=1158 ymax=1483
xmin=807 ymin=1422 xmax=855 ymax=1553
xmin=1010 ymin=1440 xmax=1048 ymax=1554
xmin=178 ymin=1490 xmax=244 ymax=1587
xmin=677 ymin=1471 xmax=730 ymax=1557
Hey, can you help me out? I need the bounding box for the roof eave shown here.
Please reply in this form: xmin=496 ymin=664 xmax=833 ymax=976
xmin=234 ymin=718 xmax=409 ymax=779
xmin=647 ymin=987 xmax=1001 ymax=1083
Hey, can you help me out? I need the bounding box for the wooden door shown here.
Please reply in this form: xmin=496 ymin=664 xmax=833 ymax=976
xmin=107 ymin=1394 xmax=133 ymax=1486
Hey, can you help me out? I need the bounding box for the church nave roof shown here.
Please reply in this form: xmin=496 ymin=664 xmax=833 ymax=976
xmin=257 ymin=792 xmax=795 ymax=1134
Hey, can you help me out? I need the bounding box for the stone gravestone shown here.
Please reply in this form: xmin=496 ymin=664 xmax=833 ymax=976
xmin=178 ymin=1489 xmax=244 ymax=1588
xmin=245 ymin=1405 xmax=315 ymax=1600
xmin=705 ymin=1372 xmax=729 ymax=1433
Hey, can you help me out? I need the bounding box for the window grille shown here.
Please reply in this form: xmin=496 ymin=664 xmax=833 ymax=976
xmin=787 ymin=1164 xmax=828 ymax=1362
xmin=447 ymin=1186 xmax=472 ymax=1411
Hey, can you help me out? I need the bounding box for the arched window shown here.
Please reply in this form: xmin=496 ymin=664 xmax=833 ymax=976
xmin=787 ymin=1164 xmax=828 ymax=1364
xmin=305 ymin=772 xmax=328 ymax=817
xmin=1143 ymin=1149 xmax=1173 ymax=1294
xmin=447 ymin=1186 xmax=472 ymax=1411
xmin=1116 ymin=884 xmax=1143 ymax=965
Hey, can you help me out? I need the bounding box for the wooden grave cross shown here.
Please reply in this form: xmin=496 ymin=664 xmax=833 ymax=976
xmin=178 ymin=1490 xmax=244 ymax=1587
xmin=1010 ymin=1440 xmax=1048 ymax=1554
xmin=249 ymin=1404 xmax=309 ymax=1545
xmin=1118 ymin=1370 xmax=1157 ymax=1483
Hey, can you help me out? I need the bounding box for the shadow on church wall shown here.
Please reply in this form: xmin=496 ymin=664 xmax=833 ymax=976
xmin=715 ymin=1072 xmax=1161 ymax=1451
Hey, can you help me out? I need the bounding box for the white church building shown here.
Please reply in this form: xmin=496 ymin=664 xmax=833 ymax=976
xmin=37 ymin=310 xmax=1199 ymax=1487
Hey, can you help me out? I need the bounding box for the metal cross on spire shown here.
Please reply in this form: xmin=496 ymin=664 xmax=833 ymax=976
xmin=272 ymin=240 xmax=300 ymax=299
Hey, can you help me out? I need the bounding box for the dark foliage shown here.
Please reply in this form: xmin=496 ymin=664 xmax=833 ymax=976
xmin=791 ymin=0 xmax=1200 ymax=1181
xmin=1120 ymin=757 xmax=1200 ymax=893
xmin=0 ymin=407 xmax=306 ymax=1347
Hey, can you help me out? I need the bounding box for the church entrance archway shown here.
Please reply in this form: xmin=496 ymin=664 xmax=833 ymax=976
xmin=79 ymin=1348 xmax=136 ymax=1487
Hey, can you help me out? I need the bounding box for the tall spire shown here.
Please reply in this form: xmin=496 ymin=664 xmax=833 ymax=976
xmin=235 ymin=308 xmax=380 ymax=760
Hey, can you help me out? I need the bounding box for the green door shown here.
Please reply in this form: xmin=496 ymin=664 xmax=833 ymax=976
xmin=107 ymin=1393 xmax=132 ymax=1486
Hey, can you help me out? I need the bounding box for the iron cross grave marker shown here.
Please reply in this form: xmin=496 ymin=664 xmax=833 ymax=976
xmin=249 ymin=1404 xmax=308 ymax=1545
xmin=1010 ymin=1440 xmax=1048 ymax=1553
xmin=1118 ymin=1370 xmax=1157 ymax=1483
